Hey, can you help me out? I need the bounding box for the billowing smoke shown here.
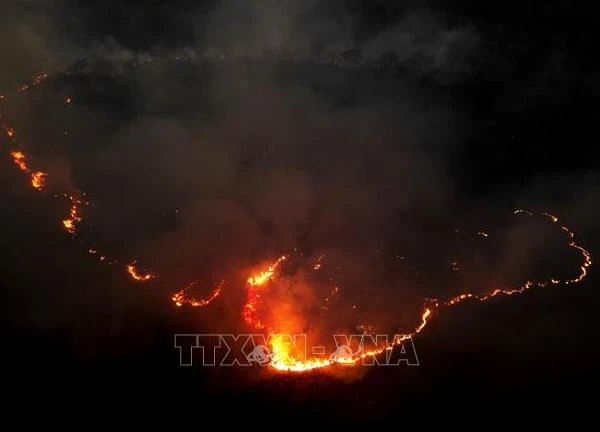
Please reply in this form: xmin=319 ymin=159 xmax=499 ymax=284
xmin=0 ymin=0 xmax=597 ymax=353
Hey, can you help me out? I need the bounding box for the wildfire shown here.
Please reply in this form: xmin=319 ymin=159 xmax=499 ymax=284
xmin=269 ymin=334 xmax=333 ymax=371
xmin=2 ymin=77 xmax=224 ymax=313
xmin=241 ymin=255 xmax=437 ymax=372
xmin=243 ymin=255 xmax=287 ymax=329
xmin=9 ymin=151 xmax=47 ymax=190
xmin=243 ymin=209 xmax=592 ymax=372
xmin=31 ymin=171 xmax=47 ymax=189
xmin=247 ymin=255 xmax=287 ymax=286
xmin=11 ymin=150 xmax=27 ymax=170
xmin=62 ymin=202 xmax=82 ymax=234
xmin=264 ymin=307 xmax=434 ymax=372
xmin=438 ymin=211 xmax=592 ymax=307
xmin=171 ymin=281 xmax=223 ymax=307
xmin=127 ymin=262 xmax=156 ymax=282
xmin=1 ymin=68 xmax=594 ymax=376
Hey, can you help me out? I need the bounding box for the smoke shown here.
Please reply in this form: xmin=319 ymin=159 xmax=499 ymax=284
xmin=1 ymin=0 xmax=597 ymax=345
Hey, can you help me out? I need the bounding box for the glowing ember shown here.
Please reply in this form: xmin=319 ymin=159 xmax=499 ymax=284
xmin=312 ymin=254 xmax=325 ymax=270
xmin=17 ymin=73 xmax=49 ymax=93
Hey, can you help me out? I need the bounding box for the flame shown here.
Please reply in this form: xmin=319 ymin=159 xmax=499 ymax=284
xmin=266 ymin=308 xmax=434 ymax=372
xmin=243 ymin=255 xmax=287 ymax=329
xmin=127 ymin=262 xmax=156 ymax=282
xmin=9 ymin=151 xmax=47 ymax=190
xmin=3 ymin=75 xmax=222 ymax=308
xmin=62 ymin=201 xmax=82 ymax=234
xmin=439 ymin=211 xmax=592 ymax=307
xmin=31 ymin=171 xmax=47 ymax=190
xmin=247 ymin=255 xmax=287 ymax=286
xmin=11 ymin=151 xmax=27 ymax=170
xmin=171 ymin=281 xmax=223 ymax=307
xmin=242 ymin=255 xmax=436 ymax=372
xmin=269 ymin=334 xmax=332 ymax=371
xmin=243 ymin=210 xmax=592 ymax=372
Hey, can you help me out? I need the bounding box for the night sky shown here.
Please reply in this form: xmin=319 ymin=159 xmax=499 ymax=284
xmin=1 ymin=0 xmax=599 ymax=426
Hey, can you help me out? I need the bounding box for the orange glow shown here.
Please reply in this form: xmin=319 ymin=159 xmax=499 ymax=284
xmin=31 ymin=171 xmax=47 ymax=190
xmin=265 ymin=308 xmax=434 ymax=372
xmin=62 ymin=202 xmax=82 ymax=234
xmin=269 ymin=333 xmax=332 ymax=371
xmin=247 ymin=255 xmax=287 ymax=286
xmin=243 ymin=255 xmax=287 ymax=329
xmin=242 ymin=255 xmax=438 ymax=372
xmin=10 ymin=151 xmax=27 ymax=170
xmin=9 ymin=151 xmax=47 ymax=190
xmin=172 ymin=281 xmax=223 ymax=307
xmin=62 ymin=219 xmax=74 ymax=232
xmin=127 ymin=262 xmax=156 ymax=282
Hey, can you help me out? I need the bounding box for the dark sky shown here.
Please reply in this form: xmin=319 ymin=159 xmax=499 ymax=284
xmin=1 ymin=0 xmax=599 ymax=425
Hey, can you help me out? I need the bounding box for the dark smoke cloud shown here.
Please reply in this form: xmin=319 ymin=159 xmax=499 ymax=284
xmin=1 ymin=0 xmax=598 ymax=341
xmin=1 ymin=1 xmax=485 ymax=86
